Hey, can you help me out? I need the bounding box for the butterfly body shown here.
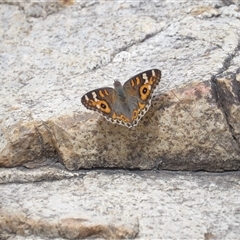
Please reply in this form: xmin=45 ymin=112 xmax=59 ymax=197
xmin=81 ymin=69 xmax=161 ymax=128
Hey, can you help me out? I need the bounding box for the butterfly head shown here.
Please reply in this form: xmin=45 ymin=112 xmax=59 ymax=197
xmin=114 ymin=80 xmax=126 ymax=101
xmin=113 ymin=80 xmax=122 ymax=88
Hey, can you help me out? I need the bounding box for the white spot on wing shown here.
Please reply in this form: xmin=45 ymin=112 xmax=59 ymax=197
xmin=92 ymin=92 xmax=99 ymax=102
xmin=152 ymin=70 xmax=155 ymax=76
xmin=142 ymin=73 xmax=148 ymax=83
xmin=85 ymin=95 xmax=89 ymax=101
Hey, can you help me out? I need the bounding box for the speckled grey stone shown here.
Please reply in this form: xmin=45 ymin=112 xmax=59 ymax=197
xmin=1 ymin=1 xmax=240 ymax=171
xmin=0 ymin=167 xmax=240 ymax=239
xmin=1 ymin=2 xmax=240 ymax=239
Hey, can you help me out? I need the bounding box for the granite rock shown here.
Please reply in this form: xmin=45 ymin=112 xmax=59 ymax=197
xmin=1 ymin=1 xmax=240 ymax=238
xmin=0 ymin=167 xmax=240 ymax=239
xmin=0 ymin=1 xmax=239 ymax=163
xmin=1 ymin=1 xmax=240 ymax=168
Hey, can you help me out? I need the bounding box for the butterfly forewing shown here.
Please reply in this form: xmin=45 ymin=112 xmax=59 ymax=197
xmin=123 ymin=69 xmax=161 ymax=100
xmin=122 ymin=69 xmax=161 ymax=125
xmin=81 ymin=87 xmax=116 ymax=117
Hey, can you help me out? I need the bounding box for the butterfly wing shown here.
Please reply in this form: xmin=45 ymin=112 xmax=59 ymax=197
xmin=81 ymin=87 xmax=116 ymax=118
xmin=123 ymin=69 xmax=161 ymax=101
xmin=123 ymin=69 xmax=161 ymax=125
xmin=81 ymin=69 xmax=161 ymax=128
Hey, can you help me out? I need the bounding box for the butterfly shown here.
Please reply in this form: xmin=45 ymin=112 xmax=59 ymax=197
xmin=81 ymin=69 xmax=161 ymax=128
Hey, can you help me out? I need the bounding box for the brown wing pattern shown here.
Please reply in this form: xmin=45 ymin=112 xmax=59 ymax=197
xmin=123 ymin=69 xmax=161 ymax=101
xmin=81 ymin=87 xmax=116 ymax=117
xmin=81 ymin=69 xmax=161 ymax=128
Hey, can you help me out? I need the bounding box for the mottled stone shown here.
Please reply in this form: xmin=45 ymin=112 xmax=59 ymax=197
xmin=0 ymin=168 xmax=240 ymax=239
xmin=1 ymin=1 xmax=240 ymax=171
xmin=45 ymin=80 xmax=240 ymax=171
xmin=1 ymin=1 xmax=240 ymax=239
xmin=0 ymin=120 xmax=41 ymax=167
xmin=0 ymin=210 xmax=138 ymax=239
xmin=213 ymin=72 xmax=240 ymax=145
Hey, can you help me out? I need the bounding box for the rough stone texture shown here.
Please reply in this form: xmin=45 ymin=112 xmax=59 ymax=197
xmin=1 ymin=2 xmax=240 ymax=238
xmin=213 ymin=72 xmax=240 ymax=144
xmin=44 ymin=79 xmax=240 ymax=171
xmin=1 ymin=167 xmax=240 ymax=239
xmin=1 ymin=0 xmax=240 ymax=171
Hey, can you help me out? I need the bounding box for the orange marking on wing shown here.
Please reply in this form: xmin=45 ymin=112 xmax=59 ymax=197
xmin=138 ymin=102 xmax=146 ymax=110
xmin=132 ymin=109 xmax=139 ymax=120
xmin=89 ymin=100 xmax=97 ymax=106
xmin=99 ymin=90 xmax=105 ymax=98
xmin=98 ymin=100 xmax=111 ymax=113
xmin=119 ymin=115 xmax=130 ymax=122
xmin=149 ymin=76 xmax=156 ymax=84
xmin=139 ymin=84 xmax=151 ymax=101
xmin=112 ymin=112 xmax=117 ymax=119
xmin=136 ymin=77 xmax=141 ymax=85
xmin=104 ymin=89 xmax=109 ymax=95
xmin=131 ymin=79 xmax=135 ymax=87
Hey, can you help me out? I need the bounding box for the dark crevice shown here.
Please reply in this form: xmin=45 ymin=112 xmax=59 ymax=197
xmin=217 ymin=39 xmax=240 ymax=75
xmin=210 ymin=35 xmax=240 ymax=150
xmin=90 ymin=28 xmax=163 ymax=73
xmin=211 ymin=74 xmax=240 ymax=150
xmin=110 ymin=29 xmax=162 ymax=63
xmin=221 ymin=0 xmax=238 ymax=6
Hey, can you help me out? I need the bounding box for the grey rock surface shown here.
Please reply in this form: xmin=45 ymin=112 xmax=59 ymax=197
xmin=1 ymin=1 xmax=240 ymax=238
xmin=1 ymin=0 xmax=240 ymax=170
xmin=1 ymin=167 xmax=240 ymax=239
